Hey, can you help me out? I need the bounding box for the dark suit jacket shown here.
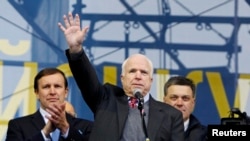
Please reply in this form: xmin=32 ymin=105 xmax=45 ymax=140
xmin=66 ymin=49 xmax=184 ymax=141
xmin=185 ymin=114 xmax=207 ymax=141
xmin=6 ymin=110 xmax=93 ymax=141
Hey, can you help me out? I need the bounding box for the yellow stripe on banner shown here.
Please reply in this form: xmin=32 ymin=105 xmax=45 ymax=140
xmin=24 ymin=62 xmax=37 ymax=114
xmin=0 ymin=61 xmax=3 ymax=114
xmin=104 ymin=66 xmax=117 ymax=85
xmin=206 ymin=72 xmax=230 ymax=118
xmin=156 ymin=69 xmax=169 ymax=102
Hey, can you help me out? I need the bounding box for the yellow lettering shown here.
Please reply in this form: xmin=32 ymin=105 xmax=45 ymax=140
xmin=0 ymin=39 xmax=30 ymax=55
xmin=206 ymin=72 xmax=230 ymax=118
xmin=0 ymin=63 xmax=37 ymax=140
xmin=103 ymin=66 xmax=117 ymax=85
xmin=238 ymin=74 xmax=250 ymax=111
xmin=1 ymin=63 xmax=37 ymax=119
xmin=0 ymin=126 xmax=7 ymax=141
xmin=58 ymin=63 xmax=73 ymax=78
xmin=0 ymin=61 xmax=2 ymax=114
xmin=186 ymin=70 xmax=203 ymax=86
xmin=0 ymin=61 xmax=5 ymax=140
xmin=24 ymin=63 xmax=38 ymax=113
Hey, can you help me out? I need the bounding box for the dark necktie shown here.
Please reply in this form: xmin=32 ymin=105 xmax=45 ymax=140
xmin=129 ymin=97 xmax=138 ymax=108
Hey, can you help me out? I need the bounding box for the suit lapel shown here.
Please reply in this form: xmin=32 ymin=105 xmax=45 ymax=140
xmin=147 ymin=97 xmax=165 ymax=140
xmin=31 ymin=110 xmax=46 ymax=130
xmin=117 ymin=94 xmax=129 ymax=138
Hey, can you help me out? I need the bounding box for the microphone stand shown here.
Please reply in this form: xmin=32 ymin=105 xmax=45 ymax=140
xmin=137 ymin=97 xmax=150 ymax=141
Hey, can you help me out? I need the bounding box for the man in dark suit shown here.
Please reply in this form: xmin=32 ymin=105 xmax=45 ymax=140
xmin=163 ymin=76 xmax=207 ymax=141
xmin=6 ymin=68 xmax=93 ymax=141
xmin=58 ymin=12 xmax=184 ymax=141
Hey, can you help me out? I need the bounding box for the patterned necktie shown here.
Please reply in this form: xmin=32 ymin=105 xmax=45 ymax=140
xmin=129 ymin=97 xmax=138 ymax=108
xmin=51 ymin=128 xmax=60 ymax=141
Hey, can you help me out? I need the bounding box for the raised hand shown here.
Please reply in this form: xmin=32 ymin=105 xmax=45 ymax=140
xmin=58 ymin=12 xmax=89 ymax=53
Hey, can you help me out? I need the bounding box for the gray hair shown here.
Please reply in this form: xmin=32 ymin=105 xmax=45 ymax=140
xmin=121 ymin=54 xmax=154 ymax=77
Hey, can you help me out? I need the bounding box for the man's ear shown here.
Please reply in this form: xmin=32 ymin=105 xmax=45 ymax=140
xmin=64 ymin=88 xmax=69 ymax=98
xmin=163 ymin=96 xmax=167 ymax=102
xmin=34 ymin=90 xmax=40 ymax=100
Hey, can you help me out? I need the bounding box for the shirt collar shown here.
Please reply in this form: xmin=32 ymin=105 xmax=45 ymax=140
xmin=144 ymin=93 xmax=149 ymax=102
xmin=184 ymin=118 xmax=190 ymax=131
xmin=39 ymin=107 xmax=50 ymax=124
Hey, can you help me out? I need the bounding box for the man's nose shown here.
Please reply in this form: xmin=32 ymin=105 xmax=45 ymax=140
xmin=49 ymin=87 xmax=56 ymax=94
xmin=176 ymin=98 xmax=183 ymax=105
xmin=135 ymin=71 xmax=142 ymax=78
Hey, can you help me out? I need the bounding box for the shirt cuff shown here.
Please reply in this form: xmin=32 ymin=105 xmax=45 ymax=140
xmin=41 ymin=130 xmax=51 ymax=141
xmin=61 ymin=127 xmax=69 ymax=138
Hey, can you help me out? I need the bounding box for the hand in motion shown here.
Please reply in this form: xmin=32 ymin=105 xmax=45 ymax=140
xmin=45 ymin=102 xmax=69 ymax=135
xmin=58 ymin=12 xmax=89 ymax=53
